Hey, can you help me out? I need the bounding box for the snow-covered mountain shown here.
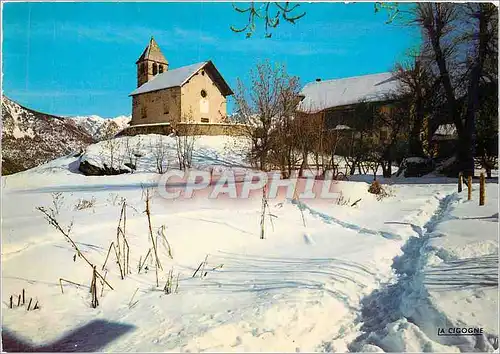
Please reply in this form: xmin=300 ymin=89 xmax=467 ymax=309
xmin=1 ymin=96 xmax=94 ymax=175
xmin=68 ymin=115 xmax=130 ymax=141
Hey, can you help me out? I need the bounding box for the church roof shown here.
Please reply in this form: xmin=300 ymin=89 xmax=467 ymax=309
xmin=130 ymin=61 xmax=233 ymax=96
xmin=297 ymin=72 xmax=399 ymax=113
xmin=136 ymin=37 xmax=168 ymax=65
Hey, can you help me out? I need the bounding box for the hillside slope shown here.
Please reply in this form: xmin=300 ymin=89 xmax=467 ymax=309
xmin=1 ymin=96 xmax=94 ymax=175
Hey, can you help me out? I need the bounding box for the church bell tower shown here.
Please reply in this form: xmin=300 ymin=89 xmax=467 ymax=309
xmin=136 ymin=37 xmax=169 ymax=87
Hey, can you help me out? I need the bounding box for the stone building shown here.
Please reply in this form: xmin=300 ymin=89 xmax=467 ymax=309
xmin=129 ymin=37 xmax=233 ymax=128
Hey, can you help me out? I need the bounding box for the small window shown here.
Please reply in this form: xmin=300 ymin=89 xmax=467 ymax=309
xmin=201 ymin=117 xmax=209 ymax=123
xmin=159 ymin=65 xmax=164 ymax=74
xmin=141 ymin=106 xmax=147 ymax=118
xmin=164 ymin=103 xmax=169 ymax=114
xmin=200 ymin=89 xmax=207 ymax=98
xmin=201 ymin=70 xmax=205 ymax=76
xmin=153 ymin=63 xmax=158 ymax=75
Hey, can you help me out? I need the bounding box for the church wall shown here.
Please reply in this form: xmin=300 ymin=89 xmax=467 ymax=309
xmin=131 ymin=87 xmax=181 ymax=126
xmin=180 ymin=68 xmax=227 ymax=123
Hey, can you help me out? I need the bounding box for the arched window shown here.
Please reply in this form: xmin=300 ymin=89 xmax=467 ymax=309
xmin=152 ymin=63 xmax=158 ymax=75
xmin=143 ymin=63 xmax=148 ymax=74
xmin=159 ymin=64 xmax=164 ymax=74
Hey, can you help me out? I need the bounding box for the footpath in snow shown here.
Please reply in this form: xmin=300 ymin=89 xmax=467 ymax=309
xmin=350 ymin=183 xmax=499 ymax=352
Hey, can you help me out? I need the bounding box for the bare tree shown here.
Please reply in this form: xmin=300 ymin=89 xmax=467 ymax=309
xmin=405 ymin=3 xmax=497 ymax=176
xmin=150 ymin=136 xmax=169 ymax=174
xmin=234 ymin=60 xmax=302 ymax=174
xmin=175 ymin=113 xmax=198 ymax=171
xmin=230 ymin=2 xmax=305 ymax=38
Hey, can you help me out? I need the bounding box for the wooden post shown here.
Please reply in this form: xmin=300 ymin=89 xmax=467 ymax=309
xmin=458 ymin=172 xmax=463 ymax=193
xmin=480 ymin=172 xmax=485 ymax=206
xmin=10 ymin=295 xmax=13 ymax=309
xmin=22 ymin=289 xmax=25 ymax=305
xmin=467 ymin=175 xmax=472 ymax=201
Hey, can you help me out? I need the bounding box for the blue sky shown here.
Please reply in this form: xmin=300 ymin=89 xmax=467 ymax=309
xmin=2 ymin=2 xmax=419 ymax=117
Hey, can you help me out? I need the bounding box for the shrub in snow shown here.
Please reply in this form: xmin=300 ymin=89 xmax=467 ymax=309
xmin=368 ymin=180 xmax=392 ymax=201
xmin=74 ymin=197 xmax=96 ymax=211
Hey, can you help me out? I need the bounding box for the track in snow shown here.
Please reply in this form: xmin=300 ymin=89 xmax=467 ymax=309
xmin=348 ymin=193 xmax=499 ymax=352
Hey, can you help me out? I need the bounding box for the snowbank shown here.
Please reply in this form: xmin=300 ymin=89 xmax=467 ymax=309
xmin=79 ymin=134 xmax=251 ymax=175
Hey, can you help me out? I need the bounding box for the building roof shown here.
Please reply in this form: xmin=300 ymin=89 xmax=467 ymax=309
xmin=130 ymin=61 xmax=233 ymax=97
xmin=297 ymin=72 xmax=399 ymax=113
xmin=136 ymin=37 xmax=168 ymax=65
xmin=432 ymin=124 xmax=458 ymax=141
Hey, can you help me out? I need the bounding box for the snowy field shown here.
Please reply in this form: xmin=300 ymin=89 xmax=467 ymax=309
xmin=1 ymin=135 xmax=498 ymax=352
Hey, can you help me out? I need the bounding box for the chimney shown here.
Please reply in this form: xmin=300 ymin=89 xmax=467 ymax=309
xmin=315 ymin=78 xmax=321 ymax=82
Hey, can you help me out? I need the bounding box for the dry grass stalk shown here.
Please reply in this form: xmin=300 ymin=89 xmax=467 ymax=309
xmin=138 ymin=248 xmax=151 ymax=274
xmin=115 ymin=201 xmax=131 ymax=276
xmin=102 ymin=242 xmax=115 ymax=271
xmin=164 ymin=269 xmax=180 ymax=294
xmin=157 ymin=225 xmax=173 ymax=259
xmin=59 ymin=278 xmax=85 ymax=294
xmin=27 ymin=298 xmax=32 ymax=311
xmin=113 ymin=243 xmax=124 ymax=280
xmin=144 ymin=188 xmax=162 ymax=271
xmin=192 ymin=261 xmax=204 ymax=278
xmin=74 ymin=197 xmax=96 ymax=211
xmin=91 ymin=266 xmax=99 ymax=308
xmin=351 ymin=198 xmax=362 ymax=207
xmin=155 ymin=264 xmax=159 ymax=288
xmin=164 ymin=269 xmax=174 ymax=294
xmin=37 ymin=207 xmax=113 ymax=290
xmin=22 ymin=289 xmax=25 ymax=305
xmin=292 ymin=183 xmax=307 ymax=227
xmin=100 ymin=271 xmax=108 ymax=297
xmin=200 ymin=255 xmax=208 ymax=278
xmin=260 ymin=186 xmax=268 ymax=239
xmin=129 ymin=288 xmax=139 ymax=309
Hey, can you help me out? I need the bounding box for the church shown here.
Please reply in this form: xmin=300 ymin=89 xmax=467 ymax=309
xmin=129 ymin=37 xmax=233 ymax=128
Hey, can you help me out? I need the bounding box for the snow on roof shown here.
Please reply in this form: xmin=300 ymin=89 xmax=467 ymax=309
xmin=130 ymin=62 xmax=207 ymax=96
xmin=333 ymin=125 xmax=352 ymax=131
xmin=434 ymin=124 xmax=457 ymax=136
xmin=432 ymin=124 xmax=458 ymax=140
xmin=298 ymin=72 xmax=399 ymax=113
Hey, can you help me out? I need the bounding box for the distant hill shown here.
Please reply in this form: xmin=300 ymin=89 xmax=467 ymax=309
xmin=68 ymin=114 xmax=130 ymax=141
xmin=1 ymin=96 xmax=95 ymax=175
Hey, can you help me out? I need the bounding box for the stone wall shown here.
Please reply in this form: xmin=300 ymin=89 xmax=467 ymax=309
xmin=116 ymin=122 xmax=250 ymax=137
xmin=131 ymin=87 xmax=181 ymax=126
xmin=175 ymin=123 xmax=250 ymax=136
xmin=116 ymin=123 xmax=173 ymax=137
